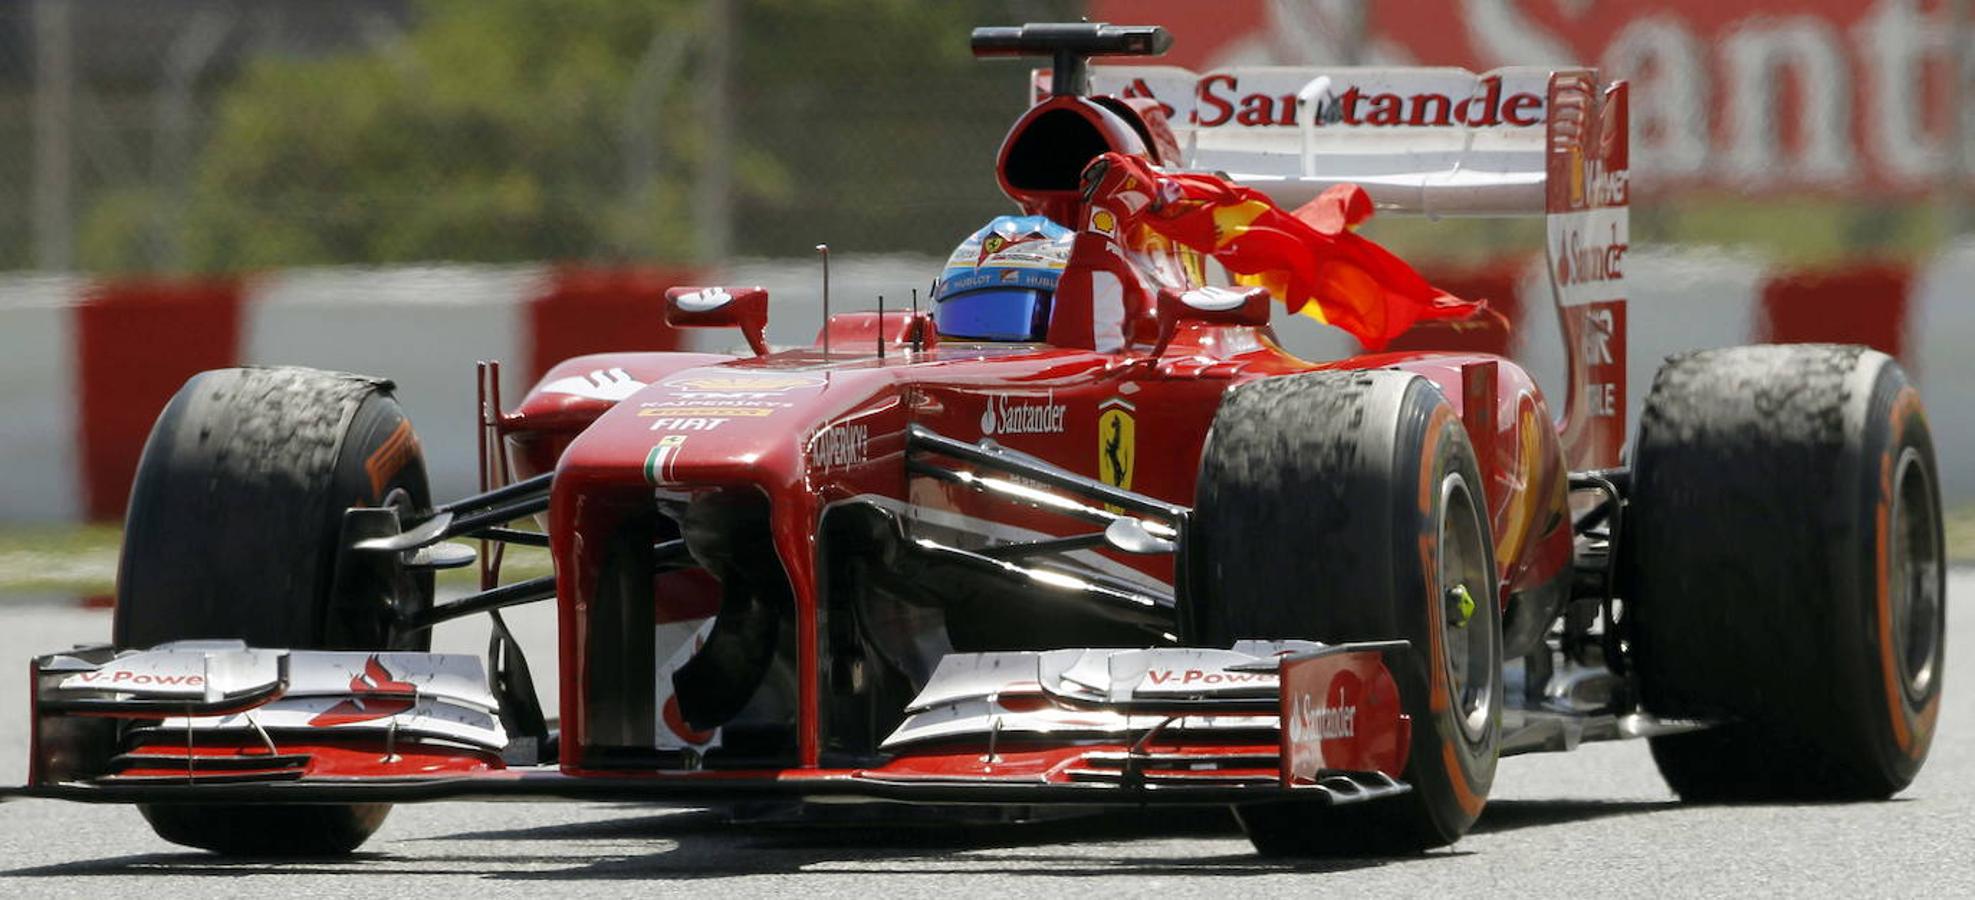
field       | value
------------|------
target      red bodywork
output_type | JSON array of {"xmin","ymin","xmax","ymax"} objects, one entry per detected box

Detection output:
[
  {"xmin": 479, "ymin": 82, "xmax": 1611, "ymax": 787},
  {"xmin": 522, "ymin": 323, "xmax": 1570, "ymax": 775}
]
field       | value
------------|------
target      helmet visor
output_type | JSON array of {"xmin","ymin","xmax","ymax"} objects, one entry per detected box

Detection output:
[{"xmin": 935, "ymin": 287, "xmax": 1050, "ymax": 342}]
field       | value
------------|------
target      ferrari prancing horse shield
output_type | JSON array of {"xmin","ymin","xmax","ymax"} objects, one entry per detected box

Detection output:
[{"xmin": 1098, "ymin": 400, "xmax": 1135, "ymax": 492}]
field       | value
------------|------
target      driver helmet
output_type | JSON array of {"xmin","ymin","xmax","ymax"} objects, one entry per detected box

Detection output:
[{"xmin": 933, "ymin": 215, "xmax": 1074, "ymax": 342}]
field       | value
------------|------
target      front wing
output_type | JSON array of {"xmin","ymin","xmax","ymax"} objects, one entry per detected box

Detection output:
[{"xmin": 13, "ymin": 640, "xmax": 1411, "ymax": 808}]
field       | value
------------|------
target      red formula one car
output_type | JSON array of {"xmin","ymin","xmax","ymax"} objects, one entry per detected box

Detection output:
[{"xmin": 14, "ymin": 24, "xmax": 1946, "ymax": 858}]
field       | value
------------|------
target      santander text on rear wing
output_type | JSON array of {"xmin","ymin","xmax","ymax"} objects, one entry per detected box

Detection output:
[{"xmin": 1061, "ymin": 65, "xmax": 1632, "ymax": 469}]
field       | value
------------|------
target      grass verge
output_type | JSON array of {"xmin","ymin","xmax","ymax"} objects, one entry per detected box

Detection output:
[
  {"xmin": 0, "ymin": 525, "xmax": 551, "ymax": 596},
  {"xmin": 5, "ymin": 510, "xmax": 1975, "ymax": 596}
]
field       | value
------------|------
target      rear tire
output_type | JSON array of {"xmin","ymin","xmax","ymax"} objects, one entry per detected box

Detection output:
[
  {"xmin": 116, "ymin": 366, "xmax": 433, "ymax": 856},
  {"xmin": 1626, "ymin": 344, "xmax": 1944, "ymax": 800},
  {"xmin": 1188, "ymin": 370, "xmax": 1502, "ymax": 856}
]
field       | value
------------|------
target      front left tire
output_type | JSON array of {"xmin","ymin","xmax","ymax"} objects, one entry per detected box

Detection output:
[{"xmin": 116, "ymin": 366, "xmax": 433, "ymax": 856}]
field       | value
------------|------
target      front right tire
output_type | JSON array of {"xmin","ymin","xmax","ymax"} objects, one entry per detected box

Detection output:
[{"xmin": 1187, "ymin": 369, "xmax": 1502, "ymax": 855}]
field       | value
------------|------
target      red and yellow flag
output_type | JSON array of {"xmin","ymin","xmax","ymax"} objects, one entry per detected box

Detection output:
[{"xmin": 1080, "ymin": 152, "xmax": 1490, "ymax": 350}]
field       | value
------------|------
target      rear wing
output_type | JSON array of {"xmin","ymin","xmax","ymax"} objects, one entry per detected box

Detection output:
[{"xmin": 1059, "ymin": 65, "xmax": 1631, "ymax": 469}]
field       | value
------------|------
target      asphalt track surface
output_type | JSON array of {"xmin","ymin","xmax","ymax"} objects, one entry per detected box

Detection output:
[{"xmin": 2, "ymin": 576, "xmax": 1973, "ymax": 897}]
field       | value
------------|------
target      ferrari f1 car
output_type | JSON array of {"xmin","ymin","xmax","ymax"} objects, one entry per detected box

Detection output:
[{"xmin": 14, "ymin": 24, "xmax": 1945, "ymax": 858}]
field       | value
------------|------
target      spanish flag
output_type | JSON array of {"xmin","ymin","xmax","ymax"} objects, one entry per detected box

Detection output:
[{"xmin": 1080, "ymin": 152, "xmax": 1489, "ymax": 350}]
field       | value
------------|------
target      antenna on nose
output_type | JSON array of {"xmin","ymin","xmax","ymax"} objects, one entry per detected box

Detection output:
[{"xmin": 815, "ymin": 243, "xmax": 831, "ymax": 357}]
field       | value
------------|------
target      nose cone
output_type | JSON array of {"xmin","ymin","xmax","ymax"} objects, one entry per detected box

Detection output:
[{"xmin": 555, "ymin": 364, "xmax": 894, "ymax": 495}]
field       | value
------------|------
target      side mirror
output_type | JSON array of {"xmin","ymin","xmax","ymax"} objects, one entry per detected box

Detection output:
[
  {"xmin": 1151, "ymin": 284, "xmax": 1272, "ymax": 356},
  {"xmin": 664, "ymin": 286, "xmax": 769, "ymax": 356}
]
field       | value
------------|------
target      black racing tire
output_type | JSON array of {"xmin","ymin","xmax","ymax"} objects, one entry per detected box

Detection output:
[
  {"xmin": 115, "ymin": 366, "xmax": 434, "ymax": 856},
  {"xmin": 1187, "ymin": 369, "xmax": 1503, "ymax": 856},
  {"xmin": 1625, "ymin": 344, "xmax": 1944, "ymax": 801}
]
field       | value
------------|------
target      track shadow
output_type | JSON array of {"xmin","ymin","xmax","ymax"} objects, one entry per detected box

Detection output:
[
  {"xmin": 1468, "ymin": 798, "xmax": 1678, "ymax": 834},
  {"xmin": 464, "ymin": 806, "xmax": 1423, "ymax": 880},
  {"xmin": 1, "ymin": 796, "xmax": 1678, "ymax": 880}
]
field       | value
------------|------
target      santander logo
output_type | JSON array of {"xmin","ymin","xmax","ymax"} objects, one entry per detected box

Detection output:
[
  {"xmin": 980, "ymin": 393, "xmax": 1066, "ymax": 437},
  {"xmin": 1196, "ymin": 73, "xmax": 1542, "ymax": 129},
  {"xmin": 308, "ymin": 655, "xmax": 417, "ymax": 727},
  {"xmin": 1555, "ymin": 219, "xmax": 1627, "ymax": 289}
]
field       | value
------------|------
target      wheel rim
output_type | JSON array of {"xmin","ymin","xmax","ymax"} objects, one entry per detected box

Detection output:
[
  {"xmin": 378, "ymin": 486, "xmax": 429, "ymax": 649},
  {"xmin": 1889, "ymin": 447, "xmax": 1943, "ymax": 703},
  {"xmin": 1438, "ymin": 472, "xmax": 1496, "ymax": 743}
]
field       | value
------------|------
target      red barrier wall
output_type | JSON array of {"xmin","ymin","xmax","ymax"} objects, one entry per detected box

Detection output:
[
  {"xmin": 1759, "ymin": 266, "xmax": 1912, "ymax": 362},
  {"xmin": 74, "ymin": 279, "xmax": 246, "ymax": 520},
  {"xmin": 525, "ymin": 267, "xmax": 697, "ymax": 383}
]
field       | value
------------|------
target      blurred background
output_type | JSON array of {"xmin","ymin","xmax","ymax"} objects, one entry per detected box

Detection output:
[
  {"xmin": 0, "ymin": 0, "xmax": 1080, "ymax": 273},
  {"xmin": 1, "ymin": 0, "xmax": 1972, "ymax": 559}
]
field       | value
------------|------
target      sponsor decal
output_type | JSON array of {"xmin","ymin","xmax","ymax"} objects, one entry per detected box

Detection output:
[
  {"xmin": 1144, "ymin": 668, "xmax": 1276, "ymax": 687},
  {"xmin": 74, "ymin": 669, "xmax": 206, "ymax": 688},
  {"xmin": 637, "ymin": 406, "xmax": 776, "ymax": 418},
  {"xmin": 651, "ymin": 392, "xmax": 792, "ymax": 403},
  {"xmin": 1119, "ymin": 76, "xmax": 1176, "ymax": 119},
  {"xmin": 973, "ymin": 231, "xmax": 1056, "ymax": 268},
  {"xmin": 363, "ymin": 419, "xmax": 420, "ymax": 499},
  {"xmin": 1190, "ymin": 73, "xmax": 1543, "ymax": 130},
  {"xmin": 812, "ymin": 422, "xmax": 869, "ymax": 471},
  {"xmin": 980, "ymin": 391, "xmax": 1067, "ymax": 436},
  {"xmin": 1097, "ymin": 398, "xmax": 1135, "ymax": 494},
  {"xmin": 1571, "ymin": 158, "xmax": 1629, "ymax": 210},
  {"xmin": 1289, "ymin": 689, "xmax": 1358, "ymax": 741},
  {"xmin": 1571, "ymin": 304, "xmax": 1624, "ymax": 419},
  {"xmin": 1279, "ymin": 655, "xmax": 1381, "ymax": 781},
  {"xmin": 1089, "ymin": 208, "xmax": 1118, "ymax": 237},
  {"xmin": 541, "ymin": 367, "xmax": 647, "ymax": 402},
  {"xmin": 1547, "ymin": 207, "xmax": 1628, "ymax": 307},
  {"xmin": 647, "ymin": 417, "xmax": 731, "ymax": 432},
  {"xmin": 644, "ymin": 435, "xmax": 688, "ymax": 484},
  {"xmin": 1094, "ymin": 1, "xmax": 1974, "ymax": 194},
  {"xmin": 308, "ymin": 655, "xmax": 417, "ymax": 727},
  {"xmin": 662, "ymin": 373, "xmax": 823, "ymax": 393}
]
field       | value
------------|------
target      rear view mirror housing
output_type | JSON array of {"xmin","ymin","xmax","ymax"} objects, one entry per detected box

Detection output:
[
  {"xmin": 1151, "ymin": 284, "xmax": 1272, "ymax": 356},
  {"xmin": 664, "ymin": 286, "xmax": 770, "ymax": 356}
]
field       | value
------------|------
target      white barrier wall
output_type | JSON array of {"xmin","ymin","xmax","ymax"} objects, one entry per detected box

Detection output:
[
  {"xmin": 0, "ymin": 277, "xmax": 83, "ymax": 521},
  {"xmin": 245, "ymin": 266, "xmax": 541, "ymax": 502},
  {"xmin": 1910, "ymin": 245, "xmax": 1975, "ymax": 499}
]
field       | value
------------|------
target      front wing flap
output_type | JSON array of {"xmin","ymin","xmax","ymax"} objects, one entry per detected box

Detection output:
[
  {"xmin": 28, "ymin": 642, "xmax": 507, "ymax": 787},
  {"xmin": 17, "ymin": 640, "xmax": 1410, "ymax": 808}
]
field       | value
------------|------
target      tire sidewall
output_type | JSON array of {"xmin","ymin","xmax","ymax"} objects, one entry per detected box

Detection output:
[
  {"xmin": 1847, "ymin": 361, "xmax": 1944, "ymax": 788},
  {"xmin": 1391, "ymin": 399, "xmax": 1503, "ymax": 842},
  {"xmin": 326, "ymin": 391, "xmax": 434, "ymax": 650},
  {"xmin": 1190, "ymin": 371, "xmax": 1504, "ymax": 851}
]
